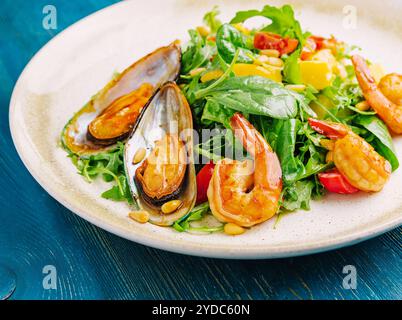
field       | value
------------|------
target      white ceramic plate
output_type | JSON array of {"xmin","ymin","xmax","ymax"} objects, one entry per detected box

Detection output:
[{"xmin": 10, "ymin": 0, "xmax": 402, "ymax": 259}]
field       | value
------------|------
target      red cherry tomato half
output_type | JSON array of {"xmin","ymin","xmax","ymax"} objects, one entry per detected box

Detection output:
[
  {"xmin": 253, "ymin": 32, "xmax": 298, "ymax": 56},
  {"xmin": 282, "ymin": 38, "xmax": 299, "ymax": 55},
  {"xmin": 318, "ymin": 169, "xmax": 359, "ymax": 194},
  {"xmin": 196, "ymin": 161, "xmax": 215, "ymax": 204}
]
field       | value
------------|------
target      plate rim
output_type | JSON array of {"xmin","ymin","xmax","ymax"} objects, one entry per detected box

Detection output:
[{"xmin": 8, "ymin": 0, "xmax": 402, "ymax": 259}]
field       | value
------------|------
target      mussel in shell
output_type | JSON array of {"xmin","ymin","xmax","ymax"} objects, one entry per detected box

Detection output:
[
  {"xmin": 134, "ymin": 134, "xmax": 188, "ymax": 207},
  {"xmin": 61, "ymin": 42, "xmax": 181, "ymax": 155},
  {"xmin": 124, "ymin": 82, "xmax": 196, "ymax": 226}
]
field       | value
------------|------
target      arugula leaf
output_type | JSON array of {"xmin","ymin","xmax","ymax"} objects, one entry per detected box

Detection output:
[
  {"xmin": 197, "ymin": 76, "xmax": 302, "ymax": 119},
  {"xmin": 282, "ymin": 180, "xmax": 314, "ymax": 211},
  {"xmin": 68, "ymin": 142, "xmax": 133, "ymax": 204},
  {"xmin": 173, "ymin": 202, "xmax": 223, "ymax": 233},
  {"xmin": 201, "ymin": 99, "xmax": 235, "ymax": 128},
  {"xmin": 354, "ymin": 115, "xmax": 399, "ymax": 171},
  {"xmin": 203, "ymin": 6, "xmax": 222, "ymax": 33},
  {"xmin": 230, "ymin": 4, "xmax": 305, "ymax": 44},
  {"xmin": 216, "ymin": 24, "xmax": 254, "ymax": 63},
  {"xmin": 182, "ymin": 29, "xmax": 215, "ymax": 74}
]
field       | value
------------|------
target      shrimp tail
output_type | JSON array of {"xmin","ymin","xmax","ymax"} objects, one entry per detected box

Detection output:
[
  {"xmin": 351, "ymin": 55, "xmax": 377, "ymax": 92},
  {"xmin": 230, "ymin": 113, "xmax": 271, "ymax": 156},
  {"xmin": 308, "ymin": 118, "xmax": 348, "ymax": 139},
  {"xmin": 352, "ymin": 55, "xmax": 402, "ymax": 134},
  {"xmin": 230, "ymin": 113, "xmax": 282, "ymax": 188}
]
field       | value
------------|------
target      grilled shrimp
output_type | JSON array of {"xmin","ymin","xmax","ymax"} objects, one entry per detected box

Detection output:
[
  {"xmin": 309, "ymin": 118, "xmax": 391, "ymax": 192},
  {"xmin": 207, "ymin": 113, "xmax": 282, "ymax": 227},
  {"xmin": 352, "ymin": 55, "xmax": 402, "ymax": 134}
]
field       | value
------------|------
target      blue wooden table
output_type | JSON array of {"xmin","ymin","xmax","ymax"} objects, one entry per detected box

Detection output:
[{"xmin": 0, "ymin": 0, "xmax": 401, "ymax": 300}]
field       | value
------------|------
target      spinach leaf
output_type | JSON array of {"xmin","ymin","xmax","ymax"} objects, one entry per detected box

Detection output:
[
  {"xmin": 270, "ymin": 119, "xmax": 305, "ymax": 184},
  {"xmin": 197, "ymin": 76, "xmax": 301, "ymax": 119},
  {"xmin": 230, "ymin": 4, "xmax": 305, "ymax": 44},
  {"xmin": 216, "ymin": 24, "xmax": 254, "ymax": 63},
  {"xmin": 354, "ymin": 115, "xmax": 399, "ymax": 171}
]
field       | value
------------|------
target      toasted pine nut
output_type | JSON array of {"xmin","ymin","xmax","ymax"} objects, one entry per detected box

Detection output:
[
  {"xmin": 320, "ymin": 139, "xmax": 335, "ymax": 151},
  {"xmin": 196, "ymin": 26, "xmax": 211, "ymax": 37},
  {"xmin": 326, "ymin": 151, "xmax": 334, "ymax": 163},
  {"xmin": 129, "ymin": 211, "xmax": 150, "ymax": 224},
  {"xmin": 260, "ymin": 49, "xmax": 280, "ymax": 58},
  {"xmin": 224, "ymin": 223, "xmax": 245, "ymax": 236},
  {"xmin": 285, "ymin": 84, "xmax": 306, "ymax": 93},
  {"xmin": 133, "ymin": 148, "xmax": 146, "ymax": 164},
  {"xmin": 355, "ymin": 101, "xmax": 371, "ymax": 111},
  {"xmin": 265, "ymin": 57, "xmax": 284, "ymax": 68},
  {"xmin": 161, "ymin": 200, "xmax": 183, "ymax": 214},
  {"xmin": 253, "ymin": 55, "xmax": 270, "ymax": 66},
  {"xmin": 189, "ymin": 67, "xmax": 206, "ymax": 77}
]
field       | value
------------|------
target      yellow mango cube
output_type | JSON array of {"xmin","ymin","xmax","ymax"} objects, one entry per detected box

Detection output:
[
  {"xmin": 299, "ymin": 60, "xmax": 333, "ymax": 90},
  {"xmin": 232, "ymin": 63, "xmax": 282, "ymax": 82}
]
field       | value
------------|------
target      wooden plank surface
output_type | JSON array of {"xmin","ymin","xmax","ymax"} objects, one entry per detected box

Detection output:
[{"xmin": 0, "ymin": 0, "xmax": 400, "ymax": 300}]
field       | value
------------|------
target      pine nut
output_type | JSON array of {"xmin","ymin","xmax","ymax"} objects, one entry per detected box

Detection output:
[
  {"xmin": 189, "ymin": 67, "xmax": 206, "ymax": 77},
  {"xmin": 260, "ymin": 49, "xmax": 280, "ymax": 58},
  {"xmin": 129, "ymin": 210, "xmax": 150, "ymax": 223},
  {"xmin": 356, "ymin": 101, "xmax": 370, "ymax": 111},
  {"xmin": 133, "ymin": 148, "xmax": 146, "ymax": 164},
  {"xmin": 161, "ymin": 200, "xmax": 183, "ymax": 214},
  {"xmin": 265, "ymin": 57, "xmax": 284, "ymax": 68},
  {"xmin": 224, "ymin": 223, "xmax": 245, "ymax": 236},
  {"xmin": 253, "ymin": 55, "xmax": 270, "ymax": 66},
  {"xmin": 285, "ymin": 84, "xmax": 306, "ymax": 93}
]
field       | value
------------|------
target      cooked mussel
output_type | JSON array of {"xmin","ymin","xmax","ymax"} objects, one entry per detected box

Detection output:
[
  {"xmin": 124, "ymin": 82, "xmax": 196, "ymax": 226},
  {"xmin": 61, "ymin": 42, "xmax": 181, "ymax": 155},
  {"xmin": 134, "ymin": 134, "xmax": 188, "ymax": 207}
]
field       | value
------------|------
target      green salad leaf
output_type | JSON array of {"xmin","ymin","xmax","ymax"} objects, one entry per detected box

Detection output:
[
  {"xmin": 173, "ymin": 202, "xmax": 223, "ymax": 233},
  {"xmin": 230, "ymin": 4, "xmax": 305, "ymax": 44},
  {"xmin": 201, "ymin": 99, "xmax": 235, "ymax": 128},
  {"xmin": 69, "ymin": 142, "xmax": 133, "ymax": 204},
  {"xmin": 197, "ymin": 76, "xmax": 305, "ymax": 119},
  {"xmin": 283, "ymin": 49, "xmax": 302, "ymax": 84},
  {"xmin": 203, "ymin": 6, "xmax": 222, "ymax": 33},
  {"xmin": 216, "ymin": 24, "xmax": 254, "ymax": 63},
  {"xmin": 182, "ymin": 29, "xmax": 215, "ymax": 74},
  {"xmin": 282, "ymin": 180, "xmax": 315, "ymax": 211}
]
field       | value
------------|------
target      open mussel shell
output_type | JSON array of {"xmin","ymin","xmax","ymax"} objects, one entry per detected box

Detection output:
[
  {"xmin": 61, "ymin": 42, "xmax": 181, "ymax": 155},
  {"xmin": 124, "ymin": 82, "xmax": 196, "ymax": 226}
]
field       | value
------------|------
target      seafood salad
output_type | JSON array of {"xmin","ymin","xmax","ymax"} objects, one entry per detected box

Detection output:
[{"xmin": 61, "ymin": 5, "xmax": 401, "ymax": 236}]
